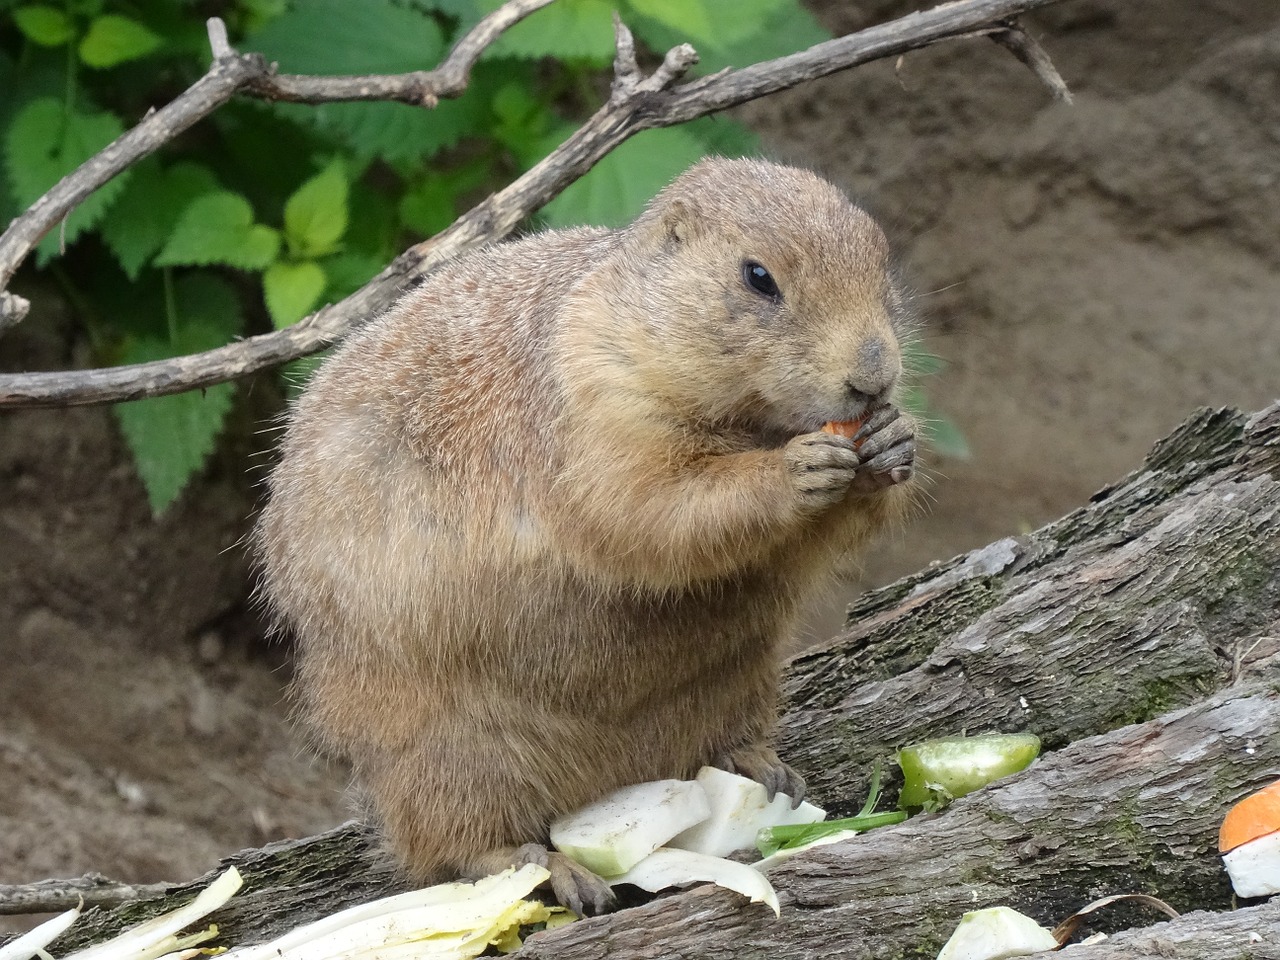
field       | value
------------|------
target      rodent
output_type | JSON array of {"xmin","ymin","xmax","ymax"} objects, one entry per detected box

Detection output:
[{"xmin": 254, "ymin": 157, "xmax": 917, "ymax": 914}]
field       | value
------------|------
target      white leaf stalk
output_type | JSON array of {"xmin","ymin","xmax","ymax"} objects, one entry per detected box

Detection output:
[
  {"xmin": 0, "ymin": 906, "xmax": 81, "ymax": 960},
  {"xmin": 612, "ymin": 849, "xmax": 780, "ymax": 918},
  {"xmin": 64, "ymin": 868, "xmax": 242, "ymax": 960},
  {"xmin": 220, "ymin": 864, "xmax": 553, "ymax": 960}
]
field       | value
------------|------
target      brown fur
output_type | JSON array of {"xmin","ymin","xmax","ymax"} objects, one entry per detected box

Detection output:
[{"xmin": 254, "ymin": 158, "xmax": 916, "ymax": 909}]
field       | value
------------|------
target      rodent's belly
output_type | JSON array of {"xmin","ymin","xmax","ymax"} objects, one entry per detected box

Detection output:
[{"xmin": 440, "ymin": 576, "xmax": 785, "ymax": 780}]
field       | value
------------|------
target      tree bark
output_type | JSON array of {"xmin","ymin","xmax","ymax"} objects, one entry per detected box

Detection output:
[{"xmin": 15, "ymin": 400, "xmax": 1280, "ymax": 957}]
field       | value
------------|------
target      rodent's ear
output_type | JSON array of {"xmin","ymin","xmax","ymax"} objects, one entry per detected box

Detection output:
[
  {"xmin": 649, "ymin": 199, "xmax": 701, "ymax": 248},
  {"xmin": 664, "ymin": 200, "xmax": 694, "ymax": 244}
]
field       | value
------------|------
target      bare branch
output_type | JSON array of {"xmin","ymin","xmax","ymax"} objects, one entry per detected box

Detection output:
[
  {"xmin": 989, "ymin": 19, "xmax": 1074, "ymax": 103},
  {"xmin": 240, "ymin": 0, "xmax": 559, "ymax": 106},
  {"xmin": 0, "ymin": 875, "xmax": 170, "ymax": 916},
  {"xmin": 206, "ymin": 16, "xmax": 233, "ymax": 60},
  {"xmin": 0, "ymin": 0, "xmax": 1078, "ymax": 408},
  {"xmin": 609, "ymin": 12, "xmax": 644, "ymax": 94}
]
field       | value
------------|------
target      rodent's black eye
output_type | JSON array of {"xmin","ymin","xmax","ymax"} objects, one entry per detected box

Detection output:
[{"xmin": 742, "ymin": 261, "xmax": 780, "ymax": 300}]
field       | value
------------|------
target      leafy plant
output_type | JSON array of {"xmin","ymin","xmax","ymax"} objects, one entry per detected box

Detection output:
[{"xmin": 3, "ymin": 0, "xmax": 957, "ymax": 516}]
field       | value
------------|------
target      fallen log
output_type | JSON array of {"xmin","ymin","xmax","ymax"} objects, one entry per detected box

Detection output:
[{"xmin": 10, "ymin": 400, "xmax": 1279, "ymax": 958}]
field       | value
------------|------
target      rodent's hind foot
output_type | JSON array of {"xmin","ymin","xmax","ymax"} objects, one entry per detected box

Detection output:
[
  {"xmin": 511, "ymin": 843, "xmax": 618, "ymax": 917},
  {"xmin": 714, "ymin": 743, "xmax": 806, "ymax": 807}
]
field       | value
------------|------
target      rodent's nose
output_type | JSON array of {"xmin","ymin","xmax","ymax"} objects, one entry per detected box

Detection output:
[
  {"xmin": 843, "ymin": 336, "xmax": 899, "ymax": 405},
  {"xmin": 844, "ymin": 381, "xmax": 891, "ymax": 408}
]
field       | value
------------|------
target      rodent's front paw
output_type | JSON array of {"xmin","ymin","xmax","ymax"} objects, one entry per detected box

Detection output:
[
  {"xmin": 849, "ymin": 406, "xmax": 916, "ymax": 495},
  {"xmin": 784, "ymin": 432, "xmax": 861, "ymax": 512}
]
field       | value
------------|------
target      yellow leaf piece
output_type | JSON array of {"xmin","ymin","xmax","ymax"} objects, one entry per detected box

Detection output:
[{"xmin": 220, "ymin": 864, "xmax": 555, "ymax": 960}]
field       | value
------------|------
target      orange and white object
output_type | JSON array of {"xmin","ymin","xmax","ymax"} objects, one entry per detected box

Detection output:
[{"xmin": 1220, "ymin": 779, "xmax": 1280, "ymax": 898}]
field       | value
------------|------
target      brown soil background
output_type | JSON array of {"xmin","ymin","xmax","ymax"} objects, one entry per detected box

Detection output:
[{"xmin": 3, "ymin": 0, "xmax": 1278, "ymax": 926}]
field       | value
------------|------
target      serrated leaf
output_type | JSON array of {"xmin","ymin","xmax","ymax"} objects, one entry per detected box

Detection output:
[
  {"xmin": 264, "ymin": 56, "xmax": 498, "ymax": 165},
  {"xmin": 480, "ymin": 0, "xmax": 615, "ymax": 63},
  {"xmin": 399, "ymin": 175, "xmax": 456, "ymax": 237},
  {"xmin": 264, "ymin": 259, "xmax": 326, "ymax": 328},
  {"xmin": 113, "ymin": 275, "xmax": 242, "ymax": 515},
  {"xmin": 154, "ymin": 191, "xmax": 280, "ymax": 269},
  {"xmin": 624, "ymin": 0, "xmax": 829, "ymax": 73},
  {"xmin": 78, "ymin": 14, "xmax": 163, "ymax": 68},
  {"xmin": 13, "ymin": 5, "xmax": 75, "ymax": 46},
  {"xmin": 284, "ymin": 160, "xmax": 348, "ymax": 258},
  {"xmin": 238, "ymin": 0, "xmax": 287, "ymax": 33},
  {"xmin": 625, "ymin": 0, "xmax": 714, "ymax": 43},
  {"xmin": 247, "ymin": 0, "xmax": 444, "ymax": 74},
  {"xmin": 5, "ymin": 97, "xmax": 130, "ymax": 265},
  {"xmin": 99, "ymin": 160, "xmax": 220, "ymax": 278},
  {"xmin": 489, "ymin": 83, "xmax": 565, "ymax": 165},
  {"xmin": 322, "ymin": 251, "xmax": 385, "ymax": 300}
]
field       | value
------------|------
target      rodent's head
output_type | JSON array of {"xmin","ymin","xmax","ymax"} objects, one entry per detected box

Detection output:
[{"xmin": 598, "ymin": 158, "xmax": 912, "ymax": 440}]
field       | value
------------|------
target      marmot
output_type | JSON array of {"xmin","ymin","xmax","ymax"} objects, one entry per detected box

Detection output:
[{"xmin": 255, "ymin": 158, "xmax": 917, "ymax": 914}]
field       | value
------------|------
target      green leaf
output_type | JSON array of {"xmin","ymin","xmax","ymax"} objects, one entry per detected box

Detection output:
[
  {"xmin": 542, "ymin": 120, "xmax": 752, "ymax": 227},
  {"xmin": 154, "ymin": 191, "xmax": 280, "ymax": 269},
  {"xmin": 263, "ymin": 259, "xmax": 326, "ymax": 328},
  {"xmin": 281, "ymin": 350, "xmax": 330, "ymax": 400},
  {"xmin": 322, "ymin": 251, "xmax": 385, "ymax": 301},
  {"xmin": 78, "ymin": 14, "xmax": 164, "ymax": 68},
  {"xmin": 480, "ymin": 0, "xmax": 615, "ymax": 63},
  {"xmin": 284, "ymin": 160, "xmax": 348, "ymax": 258},
  {"xmin": 905, "ymin": 343, "xmax": 946, "ymax": 377},
  {"xmin": 237, "ymin": 0, "xmax": 287, "ymax": 33},
  {"xmin": 13, "ymin": 5, "xmax": 75, "ymax": 46},
  {"xmin": 246, "ymin": 0, "xmax": 444, "ymax": 74},
  {"xmin": 262, "ymin": 57, "xmax": 500, "ymax": 165},
  {"xmin": 623, "ymin": 0, "xmax": 829, "ymax": 73},
  {"xmin": 99, "ymin": 160, "xmax": 220, "ymax": 278},
  {"xmin": 399, "ymin": 175, "xmax": 456, "ymax": 237},
  {"xmin": 5, "ymin": 97, "xmax": 130, "ymax": 264},
  {"xmin": 926, "ymin": 416, "xmax": 971, "ymax": 460},
  {"xmin": 489, "ymin": 83, "xmax": 574, "ymax": 167},
  {"xmin": 112, "ymin": 275, "xmax": 242, "ymax": 516},
  {"xmin": 624, "ymin": 0, "xmax": 714, "ymax": 43},
  {"xmin": 900, "ymin": 384, "xmax": 970, "ymax": 460}
]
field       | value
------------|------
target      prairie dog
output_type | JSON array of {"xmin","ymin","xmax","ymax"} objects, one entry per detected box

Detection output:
[{"xmin": 255, "ymin": 158, "xmax": 917, "ymax": 913}]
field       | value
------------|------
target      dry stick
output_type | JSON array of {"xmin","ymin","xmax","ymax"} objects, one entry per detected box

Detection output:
[
  {"xmin": 989, "ymin": 19, "xmax": 1074, "ymax": 103},
  {"xmin": 0, "ymin": 0, "xmax": 1079, "ymax": 408},
  {"xmin": 0, "ymin": 875, "xmax": 171, "ymax": 915}
]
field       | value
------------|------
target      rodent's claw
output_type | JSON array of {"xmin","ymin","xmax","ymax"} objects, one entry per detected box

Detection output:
[
  {"xmin": 716, "ymin": 743, "xmax": 806, "ymax": 807},
  {"xmin": 515, "ymin": 843, "xmax": 618, "ymax": 916},
  {"xmin": 848, "ymin": 404, "xmax": 899, "ymax": 447},
  {"xmin": 850, "ymin": 410, "xmax": 916, "ymax": 495},
  {"xmin": 549, "ymin": 852, "xmax": 618, "ymax": 916}
]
